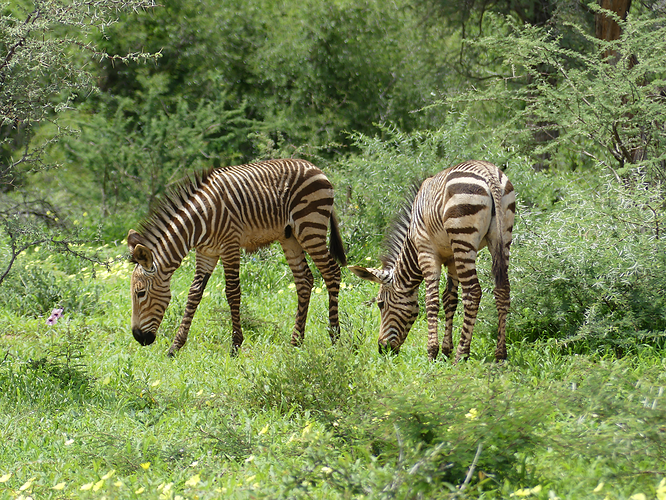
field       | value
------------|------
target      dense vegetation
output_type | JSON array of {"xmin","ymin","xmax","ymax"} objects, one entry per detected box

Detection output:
[{"xmin": 2, "ymin": 0, "xmax": 666, "ymax": 498}]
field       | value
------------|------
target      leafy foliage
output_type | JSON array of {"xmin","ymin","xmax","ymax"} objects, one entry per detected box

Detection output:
[
  {"xmin": 509, "ymin": 170, "xmax": 666, "ymax": 354},
  {"xmin": 450, "ymin": 8, "xmax": 666, "ymax": 179},
  {"xmin": 0, "ymin": 0, "xmax": 159, "ymax": 283}
]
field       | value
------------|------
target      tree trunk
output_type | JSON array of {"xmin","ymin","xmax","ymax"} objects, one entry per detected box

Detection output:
[{"xmin": 595, "ymin": 0, "xmax": 632, "ymax": 61}]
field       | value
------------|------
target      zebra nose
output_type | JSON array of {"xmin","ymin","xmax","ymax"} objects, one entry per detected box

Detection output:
[
  {"xmin": 378, "ymin": 340, "xmax": 400, "ymax": 355},
  {"xmin": 133, "ymin": 328, "xmax": 156, "ymax": 346}
]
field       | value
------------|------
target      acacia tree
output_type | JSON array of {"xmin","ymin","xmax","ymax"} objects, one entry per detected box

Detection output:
[
  {"xmin": 449, "ymin": 5, "xmax": 666, "ymax": 180},
  {"xmin": 0, "ymin": 0, "xmax": 158, "ymax": 285}
]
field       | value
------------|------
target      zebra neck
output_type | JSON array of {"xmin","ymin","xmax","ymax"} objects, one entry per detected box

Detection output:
[
  {"xmin": 144, "ymin": 231, "xmax": 190, "ymax": 277},
  {"xmin": 391, "ymin": 234, "xmax": 423, "ymax": 291}
]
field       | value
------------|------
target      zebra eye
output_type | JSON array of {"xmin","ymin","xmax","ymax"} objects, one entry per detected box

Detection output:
[
  {"xmin": 377, "ymin": 300, "xmax": 385, "ymax": 310},
  {"xmin": 136, "ymin": 290, "xmax": 147, "ymax": 299}
]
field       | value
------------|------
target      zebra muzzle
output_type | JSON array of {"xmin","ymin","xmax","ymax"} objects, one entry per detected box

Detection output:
[
  {"xmin": 132, "ymin": 328, "xmax": 156, "ymax": 346},
  {"xmin": 378, "ymin": 340, "xmax": 400, "ymax": 356}
]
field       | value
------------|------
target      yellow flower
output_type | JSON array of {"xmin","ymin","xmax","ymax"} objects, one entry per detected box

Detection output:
[
  {"xmin": 80, "ymin": 482, "xmax": 94, "ymax": 491},
  {"xmin": 101, "ymin": 470, "xmax": 115, "ymax": 480},
  {"xmin": 0, "ymin": 473, "xmax": 11, "ymax": 483},
  {"xmin": 302, "ymin": 422, "xmax": 313, "ymax": 436},
  {"xmin": 258, "ymin": 425, "xmax": 269, "ymax": 436},
  {"xmin": 185, "ymin": 474, "xmax": 201, "ymax": 487},
  {"xmin": 657, "ymin": 478, "xmax": 666, "ymax": 500},
  {"xmin": 150, "ymin": 379, "xmax": 161, "ymax": 387},
  {"xmin": 593, "ymin": 482, "xmax": 604, "ymax": 493},
  {"xmin": 135, "ymin": 486, "xmax": 145, "ymax": 494},
  {"xmin": 630, "ymin": 494, "xmax": 647, "ymax": 500},
  {"xmin": 140, "ymin": 462, "xmax": 151, "ymax": 470},
  {"xmin": 510, "ymin": 485, "xmax": 542, "ymax": 497},
  {"xmin": 465, "ymin": 408, "xmax": 479, "ymax": 420},
  {"xmin": 52, "ymin": 482, "xmax": 66, "ymax": 490},
  {"xmin": 93, "ymin": 479, "xmax": 105, "ymax": 491},
  {"xmin": 19, "ymin": 478, "xmax": 35, "ymax": 491}
]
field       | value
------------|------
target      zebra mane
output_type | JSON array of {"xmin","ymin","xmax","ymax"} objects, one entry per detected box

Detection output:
[
  {"xmin": 138, "ymin": 167, "xmax": 215, "ymax": 241},
  {"xmin": 381, "ymin": 182, "xmax": 421, "ymax": 269}
]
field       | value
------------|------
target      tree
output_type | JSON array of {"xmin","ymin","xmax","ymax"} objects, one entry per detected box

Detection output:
[
  {"xmin": 448, "ymin": 6, "xmax": 666, "ymax": 180},
  {"xmin": 0, "ymin": 0, "xmax": 159, "ymax": 285}
]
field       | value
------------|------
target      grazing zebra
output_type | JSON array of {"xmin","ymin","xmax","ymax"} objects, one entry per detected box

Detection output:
[
  {"xmin": 350, "ymin": 160, "xmax": 515, "ymax": 362},
  {"xmin": 127, "ymin": 159, "xmax": 347, "ymax": 356}
]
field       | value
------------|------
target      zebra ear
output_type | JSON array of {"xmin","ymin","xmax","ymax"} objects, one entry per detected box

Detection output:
[
  {"xmin": 127, "ymin": 229, "xmax": 145, "ymax": 253},
  {"xmin": 131, "ymin": 244, "xmax": 154, "ymax": 270},
  {"xmin": 127, "ymin": 230, "xmax": 153, "ymax": 270},
  {"xmin": 349, "ymin": 265, "xmax": 389, "ymax": 285}
]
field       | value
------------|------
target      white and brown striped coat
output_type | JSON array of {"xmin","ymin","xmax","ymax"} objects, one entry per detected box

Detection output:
[
  {"xmin": 128, "ymin": 159, "xmax": 346, "ymax": 356},
  {"xmin": 350, "ymin": 160, "xmax": 515, "ymax": 362}
]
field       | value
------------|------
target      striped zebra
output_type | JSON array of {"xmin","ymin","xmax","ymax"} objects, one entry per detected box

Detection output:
[
  {"xmin": 127, "ymin": 159, "xmax": 347, "ymax": 357},
  {"xmin": 350, "ymin": 160, "xmax": 515, "ymax": 362}
]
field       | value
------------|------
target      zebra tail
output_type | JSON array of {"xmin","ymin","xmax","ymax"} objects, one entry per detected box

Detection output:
[
  {"xmin": 329, "ymin": 210, "xmax": 347, "ymax": 267},
  {"xmin": 489, "ymin": 175, "xmax": 508, "ymax": 289}
]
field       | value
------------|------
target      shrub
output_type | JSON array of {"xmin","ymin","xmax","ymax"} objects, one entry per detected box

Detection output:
[{"xmin": 509, "ymin": 174, "xmax": 666, "ymax": 354}]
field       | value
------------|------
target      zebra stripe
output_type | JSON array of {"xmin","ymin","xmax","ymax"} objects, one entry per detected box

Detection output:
[
  {"xmin": 128, "ymin": 159, "xmax": 347, "ymax": 356},
  {"xmin": 350, "ymin": 160, "xmax": 515, "ymax": 362}
]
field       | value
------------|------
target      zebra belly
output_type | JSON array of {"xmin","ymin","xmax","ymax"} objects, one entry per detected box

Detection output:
[{"xmin": 239, "ymin": 227, "xmax": 285, "ymax": 253}]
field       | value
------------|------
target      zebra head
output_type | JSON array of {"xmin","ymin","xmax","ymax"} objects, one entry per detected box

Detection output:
[
  {"xmin": 349, "ymin": 265, "xmax": 419, "ymax": 354},
  {"xmin": 128, "ymin": 230, "xmax": 172, "ymax": 346}
]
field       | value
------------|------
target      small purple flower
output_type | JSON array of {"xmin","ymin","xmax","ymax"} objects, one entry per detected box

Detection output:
[{"xmin": 46, "ymin": 307, "xmax": 64, "ymax": 325}]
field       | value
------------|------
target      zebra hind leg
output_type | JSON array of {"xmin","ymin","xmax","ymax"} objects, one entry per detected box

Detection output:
[
  {"xmin": 453, "ymin": 255, "xmax": 482, "ymax": 363},
  {"xmin": 281, "ymin": 238, "xmax": 314, "ymax": 346},
  {"xmin": 493, "ymin": 282, "xmax": 510, "ymax": 362},
  {"xmin": 441, "ymin": 274, "xmax": 459, "ymax": 359},
  {"xmin": 307, "ymin": 249, "xmax": 341, "ymax": 345}
]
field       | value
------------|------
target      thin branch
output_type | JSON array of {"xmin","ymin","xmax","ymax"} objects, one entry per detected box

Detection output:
[
  {"xmin": 459, "ymin": 442, "xmax": 483, "ymax": 493},
  {"xmin": 0, "ymin": 10, "xmax": 41, "ymax": 81}
]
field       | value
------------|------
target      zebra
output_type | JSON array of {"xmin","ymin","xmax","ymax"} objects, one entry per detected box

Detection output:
[
  {"xmin": 349, "ymin": 160, "xmax": 515, "ymax": 362},
  {"xmin": 127, "ymin": 159, "xmax": 347, "ymax": 357}
]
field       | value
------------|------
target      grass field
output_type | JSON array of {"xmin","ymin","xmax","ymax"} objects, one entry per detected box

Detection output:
[{"xmin": 1, "ymin": 243, "xmax": 666, "ymax": 500}]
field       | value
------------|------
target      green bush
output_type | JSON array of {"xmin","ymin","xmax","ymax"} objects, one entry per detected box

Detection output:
[
  {"xmin": 509, "ymin": 175, "xmax": 666, "ymax": 354},
  {"xmin": 0, "ymin": 252, "xmax": 103, "ymax": 317}
]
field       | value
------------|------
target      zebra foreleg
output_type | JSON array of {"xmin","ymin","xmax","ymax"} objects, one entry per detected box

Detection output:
[
  {"xmin": 441, "ymin": 274, "xmax": 459, "ymax": 359},
  {"xmin": 217, "ymin": 251, "xmax": 243, "ymax": 357},
  {"xmin": 168, "ymin": 272, "xmax": 212, "ymax": 357}
]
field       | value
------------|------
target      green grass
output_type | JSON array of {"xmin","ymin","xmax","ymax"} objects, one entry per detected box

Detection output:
[{"xmin": 1, "ymin": 244, "xmax": 666, "ymax": 500}]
